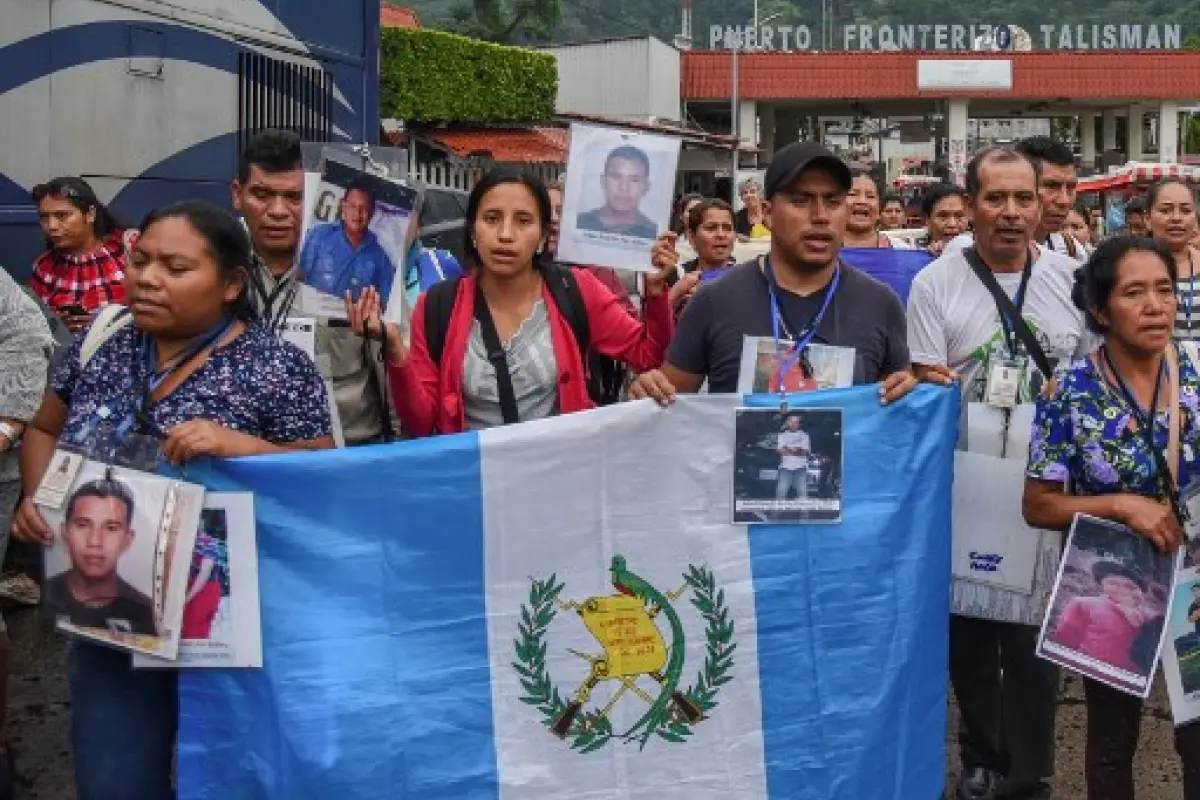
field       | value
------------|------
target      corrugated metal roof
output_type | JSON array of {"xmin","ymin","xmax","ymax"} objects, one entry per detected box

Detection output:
[{"xmin": 681, "ymin": 51, "xmax": 1200, "ymax": 101}]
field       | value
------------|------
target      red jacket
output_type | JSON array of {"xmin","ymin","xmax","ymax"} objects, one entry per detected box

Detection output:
[{"xmin": 389, "ymin": 269, "xmax": 673, "ymax": 437}]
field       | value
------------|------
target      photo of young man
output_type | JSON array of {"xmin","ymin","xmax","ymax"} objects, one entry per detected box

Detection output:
[
  {"xmin": 575, "ymin": 145, "xmax": 658, "ymax": 239},
  {"xmin": 776, "ymin": 414, "xmax": 810, "ymax": 501},
  {"xmin": 44, "ymin": 478, "xmax": 156, "ymax": 636}
]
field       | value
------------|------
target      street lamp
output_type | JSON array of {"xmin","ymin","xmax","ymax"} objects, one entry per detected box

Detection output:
[{"xmin": 730, "ymin": 11, "xmax": 782, "ymax": 203}]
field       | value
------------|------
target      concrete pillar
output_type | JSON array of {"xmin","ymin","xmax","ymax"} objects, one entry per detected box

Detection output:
[
  {"xmin": 1127, "ymin": 104, "xmax": 1144, "ymax": 161},
  {"xmin": 738, "ymin": 100, "xmax": 757, "ymax": 149},
  {"xmin": 947, "ymin": 98, "xmax": 969, "ymax": 186},
  {"xmin": 1159, "ymin": 99, "xmax": 1180, "ymax": 163},
  {"xmin": 758, "ymin": 104, "xmax": 776, "ymax": 162},
  {"xmin": 1080, "ymin": 112, "xmax": 1098, "ymax": 170},
  {"xmin": 1102, "ymin": 108, "xmax": 1120, "ymax": 153}
]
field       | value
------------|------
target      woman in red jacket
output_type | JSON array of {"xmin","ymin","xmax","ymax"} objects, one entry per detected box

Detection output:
[{"xmin": 347, "ymin": 166, "xmax": 674, "ymax": 436}]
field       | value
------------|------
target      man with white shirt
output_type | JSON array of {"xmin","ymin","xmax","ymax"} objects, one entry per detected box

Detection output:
[
  {"xmin": 907, "ymin": 147, "xmax": 1089, "ymax": 800},
  {"xmin": 944, "ymin": 136, "xmax": 1086, "ymax": 266},
  {"xmin": 775, "ymin": 414, "xmax": 810, "ymax": 500}
]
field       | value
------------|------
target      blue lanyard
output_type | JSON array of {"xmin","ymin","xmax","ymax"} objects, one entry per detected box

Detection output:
[
  {"xmin": 1186, "ymin": 253, "xmax": 1196, "ymax": 334},
  {"xmin": 767, "ymin": 257, "xmax": 841, "ymax": 395},
  {"xmin": 998, "ymin": 254, "xmax": 1033, "ymax": 359},
  {"xmin": 128, "ymin": 315, "xmax": 235, "ymax": 437}
]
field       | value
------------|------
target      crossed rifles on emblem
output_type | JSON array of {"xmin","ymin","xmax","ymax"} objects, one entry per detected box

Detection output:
[{"xmin": 549, "ymin": 556, "xmax": 704, "ymax": 740}]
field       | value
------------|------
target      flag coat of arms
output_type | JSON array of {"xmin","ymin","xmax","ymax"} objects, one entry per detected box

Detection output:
[{"xmin": 177, "ymin": 386, "xmax": 958, "ymax": 799}]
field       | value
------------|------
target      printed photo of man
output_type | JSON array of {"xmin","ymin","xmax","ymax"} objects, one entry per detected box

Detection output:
[
  {"xmin": 298, "ymin": 177, "xmax": 396, "ymax": 303},
  {"xmin": 575, "ymin": 145, "xmax": 658, "ymax": 239},
  {"xmin": 776, "ymin": 414, "xmax": 810, "ymax": 501},
  {"xmin": 44, "ymin": 478, "xmax": 156, "ymax": 636}
]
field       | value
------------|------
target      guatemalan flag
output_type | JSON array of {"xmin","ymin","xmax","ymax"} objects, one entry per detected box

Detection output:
[{"xmin": 177, "ymin": 385, "xmax": 958, "ymax": 800}]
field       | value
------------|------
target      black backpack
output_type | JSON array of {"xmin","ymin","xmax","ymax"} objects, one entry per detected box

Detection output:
[{"xmin": 423, "ymin": 265, "xmax": 624, "ymax": 407}]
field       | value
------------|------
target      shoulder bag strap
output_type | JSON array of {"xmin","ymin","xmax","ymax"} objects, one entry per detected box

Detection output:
[
  {"xmin": 81, "ymin": 305, "xmax": 132, "ymax": 368},
  {"xmin": 962, "ymin": 247, "xmax": 1054, "ymax": 380},
  {"xmin": 473, "ymin": 282, "xmax": 520, "ymax": 425},
  {"xmin": 423, "ymin": 277, "xmax": 461, "ymax": 366}
]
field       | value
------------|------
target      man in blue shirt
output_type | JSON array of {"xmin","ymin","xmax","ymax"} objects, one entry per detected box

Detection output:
[{"xmin": 299, "ymin": 180, "xmax": 395, "ymax": 303}]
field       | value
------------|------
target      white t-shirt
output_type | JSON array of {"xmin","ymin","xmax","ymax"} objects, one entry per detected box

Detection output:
[
  {"xmin": 777, "ymin": 429, "xmax": 811, "ymax": 471},
  {"xmin": 945, "ymin": 231, "xmax": 1088, "ymax": 265},
  {"xmin": 906, "ymin": 246, "xmax": 1089, "ymax": 404}
]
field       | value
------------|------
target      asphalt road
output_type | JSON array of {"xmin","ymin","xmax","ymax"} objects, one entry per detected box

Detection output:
[{"xmin": 3, "ymin": 605, "xmax": 1187, "ymax": 798}]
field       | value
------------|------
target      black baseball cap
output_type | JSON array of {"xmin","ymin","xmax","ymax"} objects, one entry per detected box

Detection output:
[{"xmin": 763, "ymin": 142, "xmax": 853, "ymax": 198}]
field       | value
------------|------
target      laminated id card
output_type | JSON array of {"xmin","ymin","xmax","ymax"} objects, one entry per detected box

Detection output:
[
  {"xmin": 1184, "ymin": 480, "xmax": 1200, "ymax": 541},
  {"xmin": 985, "ymin": 359, "xmax": 1023, "ymax": 410},
  {"xmin": 33, "ymin": 450, "xmax": 86, "ymax": 510}
]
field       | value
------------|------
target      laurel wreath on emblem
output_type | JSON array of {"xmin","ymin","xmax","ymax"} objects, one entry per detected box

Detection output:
[{"xmin": 512, "ymin": 565, "xmax": 735, "ymax": 753}]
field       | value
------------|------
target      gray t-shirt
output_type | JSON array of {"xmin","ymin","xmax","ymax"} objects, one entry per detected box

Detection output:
[
  {"xmin": 665, "ymin": 260, "xmax": 910, "ymax": 394},
  {"xmin": 462, "ymin": 299, "xmax": 559, "ymax": 429}
]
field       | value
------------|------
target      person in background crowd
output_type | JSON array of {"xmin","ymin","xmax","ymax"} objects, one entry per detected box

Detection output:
[
  {"xmin": 1125, "ymin": 198, "xmax": 1150, "ymax": 238},
  {"xmin": 1064, "ymin": 207, "xmax": 1094, "ymax": 252},
  {"xmin": 880, "ymin": 192, "xmax": 907, "ymax": 230},
  {"xmin": 12, "ymin": 201, "xmax": 333, "ymax": 799},
  {"xmin": 908, "ymin": 147, "xmax": 1087, "ymax": 800},
  {"xmin": 843, "ymin": 173, "xmax": 896, "ymax": 248},
  {"xmin": 296, "ymin": 178, "xmax": 395, "ymax": 304},
  {"xmin": 669, "ymin": 199, "xmax": 736, "ymax": 314},
  {"xmin": 1089, "ymin": 206, "xmax": 1106, "ymax": 238},
  {"xmin": 1024, "ymin": 236, "xmax": 1200, "ymax": 800},
  {"xmin": 920, "ymin": 183, "xmax": 969, "ymax": 256},
  {"xmin": 1145, "ymin": 179, "xmax": 1200, "ymax": 341},
  {"xmin": 402, "ymin": 209, "xmax": 463, "ymax": 313},
  {"xmin": 0, "ymin": 267, "xmax": 53, "ymax": 799},
  {"xmin": 673, "ymin": 192, "xmax": 704, "ymax": 236},
  {"xmin": 628, "ymin": 141, "xmax": 926, "ymax": 403},
  {"xmin": 1015, "ymin": 136, "xmax": 1087, "ymax": 264},
  {"xmin": 31, "ymin": 177, "xmax": 135, "ymax": 333},
  {"xmin": 348, "ymin": 167, "xmax": 673, "ymax": 435},
  {"xmin": 233, "ymin": 129, "xmax": 387, "ymax": 445},
  {"xmin": 546, "ymin": 180, "xmax": 636, "ymax": 318},
  {"xmin": 734, "ymin": 179, "xmax": 770, "ymax": 238}
]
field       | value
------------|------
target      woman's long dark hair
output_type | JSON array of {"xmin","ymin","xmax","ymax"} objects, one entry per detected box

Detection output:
[
  {"xmin": 464, "ymin": 166, "xmax": 554, "ymax": 272},
  {"xmin": 1071, "ymin": 235, "xmax": 1176, "ymax": 334},
  {"xmin": 138, "ymin": 201, "xmax": 258, "ymax": 322},
  {"xmin": 32, "ymin": 177, "xmax": 124, "ymax": 243}
]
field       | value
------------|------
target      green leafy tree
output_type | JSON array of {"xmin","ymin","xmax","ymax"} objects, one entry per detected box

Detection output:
[{"xmin": 448, "ymin": 0, "xmax": 561, "ymax": 43}]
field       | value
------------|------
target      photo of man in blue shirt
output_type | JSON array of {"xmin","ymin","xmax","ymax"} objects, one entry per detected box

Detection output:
[{"xmin": 298, "ymin": 178, "xmax": 396, "ymax": 303}]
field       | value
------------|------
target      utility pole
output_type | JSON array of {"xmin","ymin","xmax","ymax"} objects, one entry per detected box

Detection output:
[{"xmin": 730, "ymin": 35, "xmax": 740, "ymax": 205}]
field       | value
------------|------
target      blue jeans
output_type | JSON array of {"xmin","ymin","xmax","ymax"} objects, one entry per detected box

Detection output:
[{"xmin": 68, "ymin": 641, "xmax": 177, "ymax": 800}]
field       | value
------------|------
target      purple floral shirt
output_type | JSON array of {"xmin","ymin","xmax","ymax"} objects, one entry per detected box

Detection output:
[{"xmin": 1027, "ymin": 351, "xmax": 1200, "ymax": 496}]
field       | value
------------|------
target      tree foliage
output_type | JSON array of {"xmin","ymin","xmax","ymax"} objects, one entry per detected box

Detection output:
[
  {"xmin": 444, "ymin": 0, "xmax": 561, "ymax": 43},
  {"xmin": 406, "ymin": 0, "xmax": 1200, "ymax": 48},
  {"xmin": 380, "ymin": 27, "xmax": 557, "ymax": 122}
]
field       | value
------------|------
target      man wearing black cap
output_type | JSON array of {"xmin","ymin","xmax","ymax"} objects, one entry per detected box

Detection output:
[{"xmin": 630, "ymin": 141, "xmax": 929, "ymax": 402}]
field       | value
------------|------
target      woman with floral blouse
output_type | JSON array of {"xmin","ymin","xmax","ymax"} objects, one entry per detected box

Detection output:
[{"xmin": 1023, "ymin": 236, "xmax": 1200, "ymax": 799}]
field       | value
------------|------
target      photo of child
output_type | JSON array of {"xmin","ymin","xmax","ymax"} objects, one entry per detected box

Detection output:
[{"xmin": 1037, "ymin": 514, "xmax": 1176, "ymax": 698}]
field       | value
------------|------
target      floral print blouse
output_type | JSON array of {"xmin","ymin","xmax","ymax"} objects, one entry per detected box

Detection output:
[{"xmin": 1027, "ymin": 349, "xmax": 1200, "ymax": 498}]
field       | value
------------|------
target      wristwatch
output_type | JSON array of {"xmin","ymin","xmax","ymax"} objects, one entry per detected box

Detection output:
[{"xmin": 0, "ymin": 422, "xmax": 21, "ymax": 450}]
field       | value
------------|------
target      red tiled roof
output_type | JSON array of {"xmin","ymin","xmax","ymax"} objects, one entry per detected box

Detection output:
[
  {"xmin": 381, "ymin": 4, "xmax": 421, "ymax": 29},
  {"xmin": 423, "ymin": 128, "xmax": 569, "ymax": 163},
  {"xmin": 682, "ymin": 51, "xmax": 1200, "ymax": 101}
]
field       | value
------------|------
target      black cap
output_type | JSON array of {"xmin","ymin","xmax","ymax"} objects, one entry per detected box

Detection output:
[{"xmin": 763, "ymin": 142, "xmax": 852, "ymax": 198}]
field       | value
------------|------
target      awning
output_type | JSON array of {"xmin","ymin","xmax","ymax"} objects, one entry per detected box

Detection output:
[{"xmin": 1077, "ymin": 161, "xmax": 1200, "ymax": 193}]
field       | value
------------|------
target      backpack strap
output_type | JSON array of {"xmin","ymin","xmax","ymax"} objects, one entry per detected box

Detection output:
[
  {"xmin": 541, "ymin": 264, "xmax": 590, "ymax": 356},
  {"xmin": 422, "ymin": 276, "xmax": 462, "ymax": 366},
  {"xmin": 81, "ymin": 305, "xmax": 132, "ymax": 368}
]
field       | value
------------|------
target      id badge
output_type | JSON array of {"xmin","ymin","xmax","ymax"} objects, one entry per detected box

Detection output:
[
  {"xmin": 1184, "ymin": 480, "xmax": 1200, "ymax": 541},
  {"xmin": 33, "ymin": 449, "xmax": 86, "ymax": 510},
  {"xmin": 985, "ymin": 359, "xmax": 1023, "ymax": 410}
]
